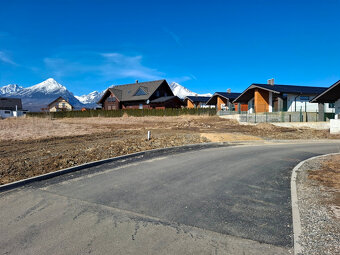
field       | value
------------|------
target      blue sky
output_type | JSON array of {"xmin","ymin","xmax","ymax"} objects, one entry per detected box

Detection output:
[{"xmin": 0, "ymin": 0, "xmax": 339, "ymax": 95}]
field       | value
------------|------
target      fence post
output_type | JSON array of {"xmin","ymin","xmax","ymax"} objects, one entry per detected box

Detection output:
[
  {"xmin": 316, "ymin": 111, "xmax": 318, "ymax": 122},
  {"xmin": 266, "ymin": 112, "xmax": 268, "ymax": 123},
  {"xmin": 255, "ymin": 112, "xmax": 257, "ymax": 123}
]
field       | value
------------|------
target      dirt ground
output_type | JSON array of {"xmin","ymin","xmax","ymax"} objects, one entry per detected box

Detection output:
[
  {"xmin": 1, "ymin": 115, "xmax": 340, "ymax": 185},
  {"xmin": 309, "ymin": 154, "xmax": 340, "ymax": 208}
]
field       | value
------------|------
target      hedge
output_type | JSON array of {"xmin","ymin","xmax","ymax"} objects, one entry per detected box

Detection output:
[{"xmin": 26, "ymin": 108, "xmax": 217, "ymax": 118}]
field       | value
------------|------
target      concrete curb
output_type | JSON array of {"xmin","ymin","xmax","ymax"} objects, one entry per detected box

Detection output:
[
  {"xmin": 0, "ymin": 142, "xmax": 231, "ymax": 193},
  {"xmin": 290, "ymin": 152, "xmax": 340, "ymax": 255}
]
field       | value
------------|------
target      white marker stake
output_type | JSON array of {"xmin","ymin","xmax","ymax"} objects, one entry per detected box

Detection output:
[{"xmin": 147, "ymin": 130, "xmax": 151, "ymax": 140}]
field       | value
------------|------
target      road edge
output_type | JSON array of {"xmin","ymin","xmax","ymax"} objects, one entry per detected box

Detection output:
[
  {"xmin": 290, "ymin": 152, "xmax": 340, "ymax": 255},
  {"xmin": 0, "ymin": 142, "xmax": 232, "ymax": 193}
]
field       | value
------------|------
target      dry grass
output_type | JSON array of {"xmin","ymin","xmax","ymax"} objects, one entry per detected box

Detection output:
[
  {"xmin": 0, "ymin": 117, "xmax": 112, "ymax": 141},
  {"xmin": 1, "ymin": 115, "xmax": 340, "ymax": 185},
  {"xmin": 1, "ymin": 115, "xmax": 340, "ymax": 141},
  {"xmin": 309, "ymin": 155, "xmax": 340, "ymax": 208},
  {"xmin": 309, "ymin": 155, "xmax": 340, "ymax": 190}
]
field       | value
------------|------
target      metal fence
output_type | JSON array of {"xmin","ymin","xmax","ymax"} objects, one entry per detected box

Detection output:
[{"xmin": 218, "ymin": 110, "xmax": 335, "ymax": 123}]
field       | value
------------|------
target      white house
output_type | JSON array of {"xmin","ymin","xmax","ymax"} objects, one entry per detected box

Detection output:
[{"xmin": 0, "ymin": 98, "xmax": 27, "ymax": 119}]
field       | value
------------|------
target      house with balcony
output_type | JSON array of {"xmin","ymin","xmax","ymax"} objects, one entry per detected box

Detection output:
[{"xmin": 48, "ymin": 97, "xmax": 73, "ymax": 112}]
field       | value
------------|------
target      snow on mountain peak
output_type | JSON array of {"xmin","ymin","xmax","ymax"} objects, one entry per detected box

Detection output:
[
  {"xmin": 75, "ymin": 91, "xmax": 103, "ymax": 104},
  {"xmin": 29, "ymin": 78, "xmax": 67, "ymax": 93},
  {"xmin": 169, "ymin": 82, "xmax": 212, "ymax": 99},
  {"xmin": 0, "ymin": 84, "xmax": 23, "ymax": 95}
]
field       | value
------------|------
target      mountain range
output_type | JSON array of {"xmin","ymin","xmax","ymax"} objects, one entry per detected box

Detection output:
[{"xmin": 0, "ymin": 78, "xmax": 212, "ymax": 111}]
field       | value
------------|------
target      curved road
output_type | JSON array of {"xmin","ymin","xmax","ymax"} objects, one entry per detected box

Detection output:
[{"xmin": 1, "ymin": 142, "xmax": 340, "ymax": 254}]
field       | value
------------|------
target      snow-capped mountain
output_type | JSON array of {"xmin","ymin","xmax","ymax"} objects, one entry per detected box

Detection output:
[
  {"xmin": 0, "ymin": 84, "xmax": 23, "ymax": 95},
  {"xmin": 75, "ymin": 91, "xmax": 103, "ymax": 105},
  {"xmin": 169, "ymin": 82, "xmax": 212, "ymax": 99},
  {"xmin": 0, "ymin": 78, "xmax": 84, "ymax": 111},
  {"xmin": 0, "ymin": 79, "xmax": 212, "ymax": 111}
]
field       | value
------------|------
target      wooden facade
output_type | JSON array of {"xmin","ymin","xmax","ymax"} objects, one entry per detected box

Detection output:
[{"xmin": 98, "ymin": 80, "xmax": 181, "ymax": 110}]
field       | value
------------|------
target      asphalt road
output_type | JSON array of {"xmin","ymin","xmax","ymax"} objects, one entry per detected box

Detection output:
[{"xmin": 1, "ymin": 142, "xmax": 340, "ymax": 254}]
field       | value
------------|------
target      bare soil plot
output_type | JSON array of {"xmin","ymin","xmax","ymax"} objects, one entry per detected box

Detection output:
[
  {"xmin": 309, "ymin": 154, "xmax": 340, "ymax": 208},
  {"xmin": 1, "ymin": 115, "xmax": 340, "ymax": 185}
]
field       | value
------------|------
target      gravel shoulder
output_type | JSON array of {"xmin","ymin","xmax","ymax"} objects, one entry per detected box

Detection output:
[{"xmin": 296, "ymin": 155, "xmax": 340, "ymax": 255}]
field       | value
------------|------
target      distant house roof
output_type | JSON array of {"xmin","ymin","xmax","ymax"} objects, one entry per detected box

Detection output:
[
  {"xmin": 48, "ymin": 96, "xmax": 73, "ymax": 107},
  {"xmin": 185, "ymin": 96, "xmax": 211, "ymax": 103},
  {"xmin": 150, "ymin": 96, "xmax": 181, "ymax": 103},
  {"xmin": 0, "ymin": 97, "xmax": 23, "ymax": 110},
  {"xmin": 206, "ymin": 92, "xmax": 241, "ymax": 105},
  {"xmin": 98, "ymin": 80, "xmax": 172, "ymax": 104},
  {"xmin": 310, "ymin": 80, "xmax": 340, "ymax": 103},
  {"xmin": 233, "ymin": 83, "xmax": 328, "ymax": 103}
]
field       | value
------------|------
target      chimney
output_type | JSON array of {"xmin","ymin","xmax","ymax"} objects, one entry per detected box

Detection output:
[
  {"xmin": 267, "ymin": 78, "xmax": 274, "ymax": 85},
  {"xmin": 136, "ymin": 80, "xmax": 139, "ymax": 84},
  {"xmin": 227, "ymin": 88, "xmax": 231, "ymax": 93}
]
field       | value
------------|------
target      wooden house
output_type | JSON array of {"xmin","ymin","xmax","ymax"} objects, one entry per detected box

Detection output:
[
  {"xmin": 233, "ymin": 79, "xmax": 333, "ymax": 113},
  {"xmin": 206, "ymin": 92, "xmax": 246, "ymax": 111},
  {"xmin": 184, "ymin": 96, "xmax": 211, "ymax": 108},
  {"xmin": 98, "ymin": 80, "xmax": 182, "ymax": 110}
]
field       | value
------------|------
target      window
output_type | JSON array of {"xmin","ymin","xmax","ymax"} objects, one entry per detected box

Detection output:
[
  {"xmin": 300, "ymin": 96, "xmax": 309, "ymax": 101},
  {"xmin": 329, "ymin": 103, "xmax": 335, "ymax": 108},
  {"xmin": 134, "ymin": 88, "xmax": 147, "ymax": 96},
  {"xmin": 107, "ymin": 97, "xmax": 116, "ymax": 102},
  {"xmin": 156, "ymin": 91, "xmax": 160, "ymax": 97},
  {"xmin": 139, "ymin": 104, "xmax": 143, "ymax": 109},
  {"xmin": 4, "ymin": 110, "xmax": 11, "ymax": 114},
  {"xmin": 164, "ymin": 92, "xmax": 167, "ymax": 97}
]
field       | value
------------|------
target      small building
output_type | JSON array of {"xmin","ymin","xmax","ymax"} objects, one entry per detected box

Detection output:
[
  {"xmin": 233, "ymin": 80, "xmax": 333, "ymax": 113},
  {"xmin": 0, "ymin": 97, "xmax": 27, "ymax": 118},
  {"xmin": 206, "ymin": 92, "xmax": 246, "ymax": 111},
  {"xmin": 48, "ymin": 97, "xmax": 73, "ymax": 112},
  {"xmin": 98, "ymin": 80, "xmax": 182, "ymax": 110},
  {"xmin": 184, "ymin": 96, "xmax": 211, "ymax": 108}
]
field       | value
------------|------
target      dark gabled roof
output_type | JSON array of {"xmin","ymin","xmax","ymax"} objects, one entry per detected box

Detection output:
[
  {"xmin": 98, "ymin": 80, "xmax": 170, "ymax": 104},
  {"xmin": 205, "ymin": 92, "xmax": 241, "ymax": 105},
  {"xmin": 215, "ymin": 92, "xmax": 241, "ymax": 100},
  {"xmin": 310, "ymin": 80, "xmax": 340, "ymax": 103},
  {"xmin": 150, "ymin": 96, "xmax": 180, "ymax": 103},
  {"xmin": 234, "ymin": 83, "xmax": 328, "ymax": 103},
  {"xmin": 185, "ymin": 96, "xmax": 211, "ymax": 103},
  {"xmin": 0, "ymin": 97, "xmax": 23, "ymax": 110},
  {"xmin": 48, "ymin": 96, "xmax": 73, "ymax": 107},
  {"xmin": 251, "ymin": 83, "xmax": 327, "ymax": 94}
]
